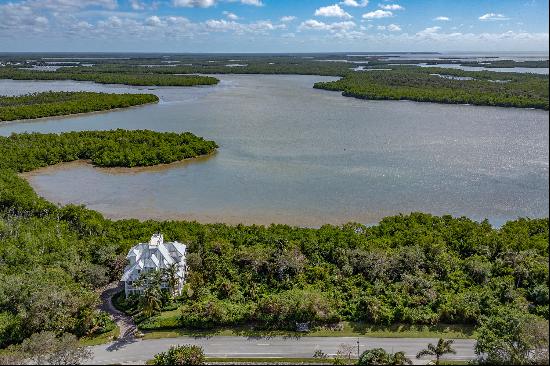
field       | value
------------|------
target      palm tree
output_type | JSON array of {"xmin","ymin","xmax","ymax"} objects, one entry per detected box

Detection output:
[
  {"xmin": 140, "ymin": 286, "xmax": 162, "ymax": 318},
  {"xmin": 416, "ymin": 338, "xmax": 456, "ymax": 365},
  {"xmin": 391, "ymin": 351, "xmax": 412, "ymax": 365},
  {"xmin": 164, "ymin": 263, "xmax": 179, "ymax": 297}
]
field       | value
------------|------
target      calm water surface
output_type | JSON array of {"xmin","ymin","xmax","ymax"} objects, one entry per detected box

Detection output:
[{"xmin": 1, "ymin": 75, "xmax": 548, "ymax": 227}]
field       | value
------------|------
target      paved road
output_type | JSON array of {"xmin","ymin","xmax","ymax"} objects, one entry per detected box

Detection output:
[
  {"xmin": 98, "ymin": 282, "xmax": 136, "ymax": 339},
  {"xmin": 86, "ymin": 336, "xmax": 476, "ymax": 364}
]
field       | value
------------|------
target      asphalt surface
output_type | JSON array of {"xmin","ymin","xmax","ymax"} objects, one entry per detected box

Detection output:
[
  {"xmin": 98, "ymin": 282, "xmax": 136, "ymax": 339},
  {"xmin": 86, "ymin": 336, "xmax": 477, "ymax": 364}
]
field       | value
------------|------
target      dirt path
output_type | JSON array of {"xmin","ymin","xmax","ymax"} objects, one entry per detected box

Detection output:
[{"xmin": 99, "ymin": 282, "xmax": 137, "ymax": 340}]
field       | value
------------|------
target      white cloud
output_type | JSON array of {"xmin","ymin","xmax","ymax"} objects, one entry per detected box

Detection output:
[
  {"xmin": 387, "ymin": 23, "xmax": 401, "ymax": 31},
  {"xmin": 223, "ymin": 11, "xmax": 239, "ymax": 20},
  {"xmin": 204, "ymin": 19, "xmax": 241, "ymax": 31},
  {"xmin": 34, "ymin": 16, "xmax": 49, "ymax": 26},
  {"xmin": 129, "ymin": 0, "xmax": 145, "ymax": 10},
  {"xmin": 479, "ymin": 13, "xmax": 510, "ymax": 21},
  {"xmin": 434, "ymin": 16, "xmax": 450, "ymax": 21},
  {"xmin": 340, "ymin": 0, "xmax": 369, "ymax": 7},
  {"xmin": 330, "ymin": 20, "xmax": 356, "ymax": 31},
  {"xmin": 377, "ymin": 23, "xmax": 401, "ymax": 31},
  {"xmin": 249, "ymin": 20, "xmax": 286, "ymax": 32},
  {"xmin": 173, "ymin": 0, "xmax": 262, "ymax": 7},
  {"xmin": 98, "ymin": 15, "xmax": 123, "ymax": 28},
  {"xmin": 362, "ymin": 10, "xmax": 393, "ymax": 19},
  {"xmin": 415, "ymin": 26, "xmax": 441, "ymax": 37},
  {"xmin": 298, "ymin": 19, "xmax": 356, "ymax": 32},
  {"xmin": 34, "ymin": 0, "xmax": 118, "ymax": 10},
  {"xmin": 315, "ymin": 4, "xmax": 352, "ymax": 19},
  {"xmin": 203, "ymin": 18, "xmax": 283, "ymax": 34},
  {"xmin": 298, "ymin": 19, "xmax": 329, "ymax": 31},
  {"xmin": 145, "ymin": 15, "xmax": 162, "ymax": 26},
  {"xmin": 75, "ymin": 20, "xmax": 93, "ymax": 30},
  {"xmin": 280, "ymin": 16, "xmax": 296, "ymax": 22},
  {"xmin": 173, "ymin": 0, "xmax": 214, "ymax": 7},
  {"xmin": 239, "ymin": 0, "xmax": 263, "ymax": 6},
  {"xmin": 379, "ymin": 4, "xmax": 404, "ymax": 10}
]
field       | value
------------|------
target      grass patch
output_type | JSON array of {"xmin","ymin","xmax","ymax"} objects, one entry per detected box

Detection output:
[
  {"xmin": 309, "ymin": 322, "xmax": 475, "ymax": 338},
  {"xmin": 79, "ymin": 326, "xmax": 120, "ymax": 347},
  {"xmin": 139, "ymin": 309, "xmax": 181, "ymax": 330},
  {"xmin": 141, "ymin": 318, "xmax": 475, "ymax": 340},
  {"xmin": 206, "ymin": 357, "xmax": 333, "ymax": 364}
]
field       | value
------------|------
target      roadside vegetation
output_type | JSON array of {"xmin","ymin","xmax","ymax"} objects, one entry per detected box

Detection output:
[
  {"xmin": 152, "ymin": 344, "xmax": 205, "ymax": 365},
  {"xmin": 314, "ymin": 67, "xmax": 549, "ymax": 110},
  {"xmin": 0, "ymin": 91, "xmax": 158, "ymax": 121},
  {"xmin": 137, "ymin": 321, "xmax": 474, "ymax": 340}
]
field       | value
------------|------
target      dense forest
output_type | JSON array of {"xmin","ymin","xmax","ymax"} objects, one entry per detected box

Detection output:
[
  {"xmin": 0, "ymin": 68, "xmax": 219, "ymax": 87},
  {"xmin": 0, "ymin": 91, "xmax": 158, "ymax": 121},
  {"xmin": 314, "ymin": 67, "xmax": 549, "ymax": 110},
  {"xmin": 0, "ymin": 130, "xmax": 547, "ymax": 350},
  {"xmin": 0, "ymin": 129, "xmax": 217, "ymax": 347}
]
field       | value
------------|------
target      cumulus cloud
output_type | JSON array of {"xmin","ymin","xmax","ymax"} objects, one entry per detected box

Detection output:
[
  {"xmin": 129, "ymin": 0, "xmax": 145, "ymax": 10},
  {"xmin": 223, "ymin": 11, "xmax": 239, "ymax": 20},
  {"xmin": 377, "ymin": 23, "xmax": 401, "ymax": 31},
  {"xmin": 340, "ymin": 0, "xmax": 369, "ymax": 7},
  {"xmin": 145, "ymin": 15, "xmax": 162, "ymax": 26},
  {"xmin": 203, "ymin": 18, "xmax": 283, "ymax": 34},
  {"xmin": 173, "ymin": 0, "xmax": 262, "ymax": 7},
  {"xmin": 32, "ymin": 0, "xmax": 118, "ymax": 10},
  {"xmin": 415, "ymin": 26, "xmax": 441, "ymax": 37},
  {"xmin": 379, "ymin": 4, "xmax": 404, "ymax": 10},
  {"xmin": 363, "ymin": 10, "xmax": 392, "ymax": 19},
  {"xmin": 479, "ymin": 13, "xmax": 510, "ymax": 21},
  {"xmin": 298, "ymin": 19, "xmax": 356, "ymax": 32},
  {"xmin": 173, "ymin": 0, "xmax": 216, "ymax": 7},
  {"xmin": 387, "ymin": 23, "xmax": 401, "ymax": 31},
  {"xmin": 315, "ymin": 4, "xmax": 352, "ymax": 19},
  {"xmin": 239, "ymin": 0, "xmax": 263, "ymax": 6},
  {"xmin": 2, "ymin": 0, "xmax": 547, "ymax": 52},
  {"xmin": 280, "ymin": 16, "xmax": 296, "ymax": 22},
  {"xmin": 204, "ymin": 19, "xmax": 242, "ymax": 31}
]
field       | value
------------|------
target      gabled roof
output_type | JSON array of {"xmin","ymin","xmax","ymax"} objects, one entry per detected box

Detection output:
[{"xmin": 122, "ymin": 235, "xmax": 187, "ymax": 282}]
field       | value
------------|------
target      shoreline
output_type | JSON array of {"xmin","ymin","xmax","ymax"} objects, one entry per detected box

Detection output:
[{"xmin": 20, "ymin": 151, "xmax": 217, "ymax": 177}]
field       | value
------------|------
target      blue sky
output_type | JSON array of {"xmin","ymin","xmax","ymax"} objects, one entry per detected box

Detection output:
[{"xmin": 0, "ymin": 0, "xmax": 548, "ymax": 52}]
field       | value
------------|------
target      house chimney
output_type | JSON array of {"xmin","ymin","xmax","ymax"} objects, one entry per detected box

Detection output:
[{"xmin": 150, "ymin": 233, "xmax": 163, "ymax": 246}]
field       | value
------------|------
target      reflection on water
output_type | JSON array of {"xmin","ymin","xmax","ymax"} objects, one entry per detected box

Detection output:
[{"xmin": 1, "ymin": 75, "xmax": 548, "ymax": 227}]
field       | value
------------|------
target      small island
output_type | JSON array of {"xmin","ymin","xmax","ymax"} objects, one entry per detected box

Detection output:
[
  {"xmin": 314, "ymin": 67, "xmax": 549, "ymax": 110},
  {"xmin": 0, "ymin": 129, "xmax": 218, "ymax": 170},
  {"xmin": 0, "ymin": 68, "xmax": 219, "ymax": 87},
  {"xmin": 0, "ymin": 91, "xmax": 159, "ymax": 121}
]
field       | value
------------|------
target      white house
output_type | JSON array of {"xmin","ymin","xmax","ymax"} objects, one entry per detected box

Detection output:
[{"xmin": 121, "ymin": 233, "xmax": 187, "ymax": 297}]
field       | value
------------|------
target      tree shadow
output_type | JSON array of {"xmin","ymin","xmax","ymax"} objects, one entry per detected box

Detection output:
[{"xmin": 105, "ymin": 336, "xmax": 140, "ymax": 352}]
